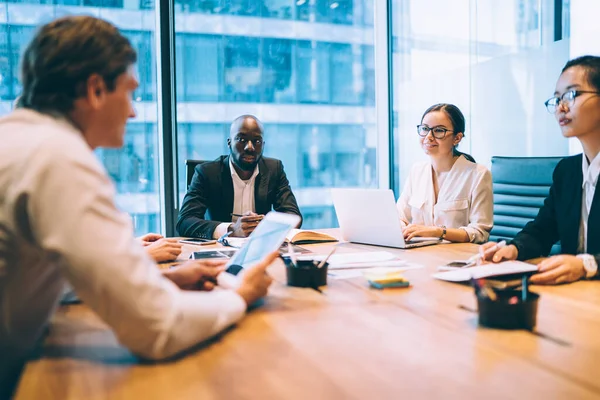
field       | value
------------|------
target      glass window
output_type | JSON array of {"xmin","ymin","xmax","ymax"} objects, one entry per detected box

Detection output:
[
  {"xmin": 0, "ymin": 0, "xmax": 161, "ymax": 236},
  {"xmin": 125, "ymin": 30, "xmax": 156, "ymax": 101},
  {"xmin": 262, "ymin": 124, "xmax": 300, "ymax": 187},
  {"xmin": 262, "ymin": 0, "xmax": 294, "ymax": 19},
  {"xmin": 176, "ymin": 123, "xmax": 228, "ymax": 190},
  {"xmin": 330, "ymin": 43, "xmax": 363, "ymax": 105},
  {"xmin": 299, "ymin": 125, "xmax": 334, "ymax": 187},
  {"xmin": 390, "ymin": 0, "xmax": 570, "ymax": 193},
  {"xmin": 297, "ymin": 0, "xmax": 356, "ymax": 25},
  {"xmin": 261, "ymin": 38, "xmax": 294, "ymax": 103},
  {"xmin": 176, "ymin": 34, "xmax": 222, "ymax": 102},
  {"xmin": 175, "ymin": 0, "xmax": 222, "ymax": 13},
  {"xmin": 173, "ymin": 0, "xmax": 377, "ymax": 230},
  {"xmin": 363, "ymin": 45, "xmax": 375, "ymax": 106},
  {"xmin": 224, "ymin": 36, "xmax": 261, "ymax": 102},
  {"xmin": 296, "ymin": 40, "xmax": 330, "ymax": 103}
]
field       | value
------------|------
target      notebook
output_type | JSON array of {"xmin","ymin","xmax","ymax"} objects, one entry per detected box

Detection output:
[
  {"xmin": 285, "ymin": 229, "xmax": 338, "ymax": 245},
  {"xmin": 432, "ymin": 261, "xmax": 539, "ymax": 282}
]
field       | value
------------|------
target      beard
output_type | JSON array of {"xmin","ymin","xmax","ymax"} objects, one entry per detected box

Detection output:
[{"xmin": 231, "ymin": 150, "xmax": 260, "ymax": 171}]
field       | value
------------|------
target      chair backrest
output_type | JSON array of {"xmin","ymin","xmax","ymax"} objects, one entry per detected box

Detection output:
[
  {"xmin": 490, "ymin": 156, "xmax": 563, "ymax": 255},
  {"xmin": 185, "ymin": 159, "xmax": 206, "ymax": 188}
]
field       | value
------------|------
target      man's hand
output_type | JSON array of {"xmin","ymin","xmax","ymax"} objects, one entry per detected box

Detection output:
[
  {"xmin": 145, "ymin": 238, "xmax": 183, "ymax": 262},
  {"xmin": 479, "ymin": 242, "xmax": 519, "ymax": 262},
  {"xmin": 138, "ymin": 232, "xmax": 164, "ymax": 246},
  {"xmin": 530, "ymin": 255, "xmax": 585, "ymax": 285},
  {"xmin": 230, "ymin": 211, "xmax": 264, "ymax": 237},
  {"xmin": 163, "ymin": 259, "xmax": 226, "ymax": 290},
  {"xmin": 403, "ymin": 224, "xmax": 442, "ymax": 241},
  {"xmin": 235, "ymin": 251, "xmax": 277, "ymax": 306}
]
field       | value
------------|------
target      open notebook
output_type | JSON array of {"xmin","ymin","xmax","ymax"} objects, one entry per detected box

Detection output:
[
  {"xmin": 432, "ymin": 261, "xmax": 538, "ymax": 282},
  {"xmin": 285, "ymin": 229, "xmax": 338, "ymax": 245}
]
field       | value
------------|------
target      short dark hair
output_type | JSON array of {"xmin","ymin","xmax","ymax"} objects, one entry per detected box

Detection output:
[
  {"xmin": 561, "ymin": 55, "xmax": 600, "ymax": 92},
  {"xmin": 17, "ymin": 15, "xmax": 137, "ymax": 114},
  {"xmin": 421, "ymin": 103, "xmax": 475, "ymax": 163}
]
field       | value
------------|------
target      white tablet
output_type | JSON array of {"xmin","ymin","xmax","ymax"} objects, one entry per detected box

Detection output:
[{"xmin": 218, "ymin": 211, "xmax": 300, "ymax": 288}]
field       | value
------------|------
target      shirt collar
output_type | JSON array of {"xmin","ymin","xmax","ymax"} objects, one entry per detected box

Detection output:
[
  {"xmin": 581, "ymin": 152, "xmax": 600, "ymax": 188},
  {"xmin": 229, "ymin": 157, "xmax": 259, "ymax": 181}
]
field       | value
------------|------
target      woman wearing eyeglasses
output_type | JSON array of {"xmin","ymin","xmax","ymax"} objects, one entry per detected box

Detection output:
[
  {"xmin": 481, "ymin": 55, "xmax": 600, "ymax": 284},
  {"xmin": 396, "ymin": 103, "xmax": 493, "ymax": 244}
]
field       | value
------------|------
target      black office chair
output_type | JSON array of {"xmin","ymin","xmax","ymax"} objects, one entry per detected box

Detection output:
[
  {"xmin": 185, "ymin": 159, "xmax": 206, "ymax": 189},
  {"xmin": 490, "ymin": 156, "xmax": 563, "ymax": 255}
]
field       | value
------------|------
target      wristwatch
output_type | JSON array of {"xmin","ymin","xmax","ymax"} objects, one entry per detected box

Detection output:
[
  {"xmin": 439, "ymin": 226, "xmax": 447, "ymax": 240},
  {"xmin": 576, "ymin": 254, "xmax": 598, "ymax": 279}
]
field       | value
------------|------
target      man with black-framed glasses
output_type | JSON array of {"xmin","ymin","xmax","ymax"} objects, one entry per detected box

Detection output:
[
  {"xmin": 482, "ymin": 55, "xmax": 600, "ymax": 285},
  {"xmin": 178, "ymin": 115, "xmax": 302, "ymax": 240}
]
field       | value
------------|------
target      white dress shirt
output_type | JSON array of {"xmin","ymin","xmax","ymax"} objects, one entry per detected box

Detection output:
[
  {"xmin": 212, "ymin": 159, "xmax": 259, "ymax": 239},
  {"xmin": 578, "ymin": 152, "xmax": 600, "ymax": 253},
  {"xmin": 396, "ymin": 155, "xmax": 493, "ymax": 244},
  {"xmin": 0, "ymin": 109, "xmax": 246, "ymax": 378}
]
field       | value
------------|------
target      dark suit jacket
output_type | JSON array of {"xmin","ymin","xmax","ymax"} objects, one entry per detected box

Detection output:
[
  {"xmin": 511, "ymin": 154, "xmax": 600, "ymax": 274},
  {"xmin": 177, "ymin": 155, "xmax": 302, "ymax": 238}
]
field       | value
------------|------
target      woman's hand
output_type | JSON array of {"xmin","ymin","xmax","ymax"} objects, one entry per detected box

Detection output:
[{"xmin": 403, "ymin": 224, "xmax": 442, "ymax": 241}]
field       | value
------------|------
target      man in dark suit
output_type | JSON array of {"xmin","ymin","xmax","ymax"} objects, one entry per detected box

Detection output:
[
  {"xmin": 177, "ymin": 115, "xmax": 302, "ymax": 239},
  {"xmin": 482, "ymin": 55, "xmax": 600, "ymax": 284}
]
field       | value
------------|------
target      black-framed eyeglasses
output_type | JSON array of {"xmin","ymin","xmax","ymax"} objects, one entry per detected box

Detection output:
[
  {"xmin": 235, "ymin": 137, "xmax": 264, "ymax": 146},
  {"xmin": 544, "ymin": 90, "xmax": 600, "ymax": 113},
  {"xmin": 217, "ymin": 231, "xmax": 241, "ymax": 248},
  {"xmin": 416, "ymin": 124, "xmax": 454, "ymax": 139}
]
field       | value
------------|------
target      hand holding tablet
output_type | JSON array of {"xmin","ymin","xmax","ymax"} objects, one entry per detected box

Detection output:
[{"xmin": 217, "ymin": 211, "xmax": 301, "ymax": 290}]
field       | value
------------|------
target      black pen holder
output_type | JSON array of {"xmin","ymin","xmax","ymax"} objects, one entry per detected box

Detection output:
[
  {"xmin": 477, "ymin": 289, "xmax": 539, "ymax": 330},
  {"xmin": 283, "ymin": 258, "xmax": 328, "ymax": 289}
]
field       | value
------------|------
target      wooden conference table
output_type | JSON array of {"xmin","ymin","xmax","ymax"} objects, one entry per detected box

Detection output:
[{"xmin": 13, "ymin": 230, "xmax": 600, "ymax": 399}]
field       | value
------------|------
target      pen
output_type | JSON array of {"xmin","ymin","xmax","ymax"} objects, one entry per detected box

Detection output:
[
  {"xmin": 317, "ymin": 245, "xmax": 337, "ymax": 268},
  {"xmin": 472, "ymin": 278, "xmax": 497, "ymax": 301},
  {"xmin": 231, "ymin": 213, "xmax": 263, "ymax": 219},
  {"xmin": 475, "ymin": 240, "xmax": 507, "ymax": 264},
  {"xmin": 454, "ymin": 241, "xmax": 507, "ymax": 269},
  {"xmin": 287, "ymin": 242, "xmax": 297, "ymax": 267}
]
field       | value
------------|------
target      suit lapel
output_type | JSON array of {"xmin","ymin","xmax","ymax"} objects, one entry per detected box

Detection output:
[
  {"xmin": 588, "ymin": 172, "xmax": 600, "ymax": 254},
  {"xmin": 255, "ymin": 158, "xmax": 270, "ymax": 214},
  {"xmin": 221, "ymin": 156, "xmax": 234, "ymax": 218},
  {"xmin": 562, "ymin": 156, "xmax": 583, "ymax": 254}
]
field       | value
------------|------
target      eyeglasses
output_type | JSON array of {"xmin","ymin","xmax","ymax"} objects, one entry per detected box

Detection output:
[
  {"xmin": 217, "ymin": 231, "xmax": 241, "ymax": 248},
  {"xmin": 416, "ymin": 124, "xmax": 454, "ymax": 139},
  {"xmin": 235, "ymin": 137, "xmax": 264, "ymax": 146},
  {"xmin": 544, "ymin": 90, "xmax": 600, "ymax": 113}
]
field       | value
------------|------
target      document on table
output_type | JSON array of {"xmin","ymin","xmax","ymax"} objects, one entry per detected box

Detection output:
[
  {"xmin": 328, "ymin": 264, "xmax": 423, "ymax": 280},
  {"xmin": 432, "ymin": 261, "xmax": 539, "ymax": 282},
  {"xmin": 225, "ymin": 237, "xmax": 248, "ymax": 247},
  {"xmin": 298, "ymin": 251, "xmax": 404, "ymax": 269},
  {"xmin": 297, "ymin": 251, "xmax": 423, "ymax": 279}
]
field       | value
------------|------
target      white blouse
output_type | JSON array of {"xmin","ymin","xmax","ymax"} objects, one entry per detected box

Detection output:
[{"xmin": 396, "ymin": 155, "xmax": 493, "ymax": 244}]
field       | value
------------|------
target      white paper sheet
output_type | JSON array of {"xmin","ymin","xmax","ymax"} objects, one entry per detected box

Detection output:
[
  {"xmin": 328, "ymin": 264, "xmax": 424, "ymax": 280},
  {"xmin": 298, "ymin": 251, "xmax": 398, "ymax": 269},
  {"xmin": 432, "ymin": 261, "xmax": 538, "ymax": 282}
]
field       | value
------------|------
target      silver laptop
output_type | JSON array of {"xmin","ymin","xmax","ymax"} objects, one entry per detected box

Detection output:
[{"xmin": 331, "ymin": 188, "xmax": 442, "ymax": 249}]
